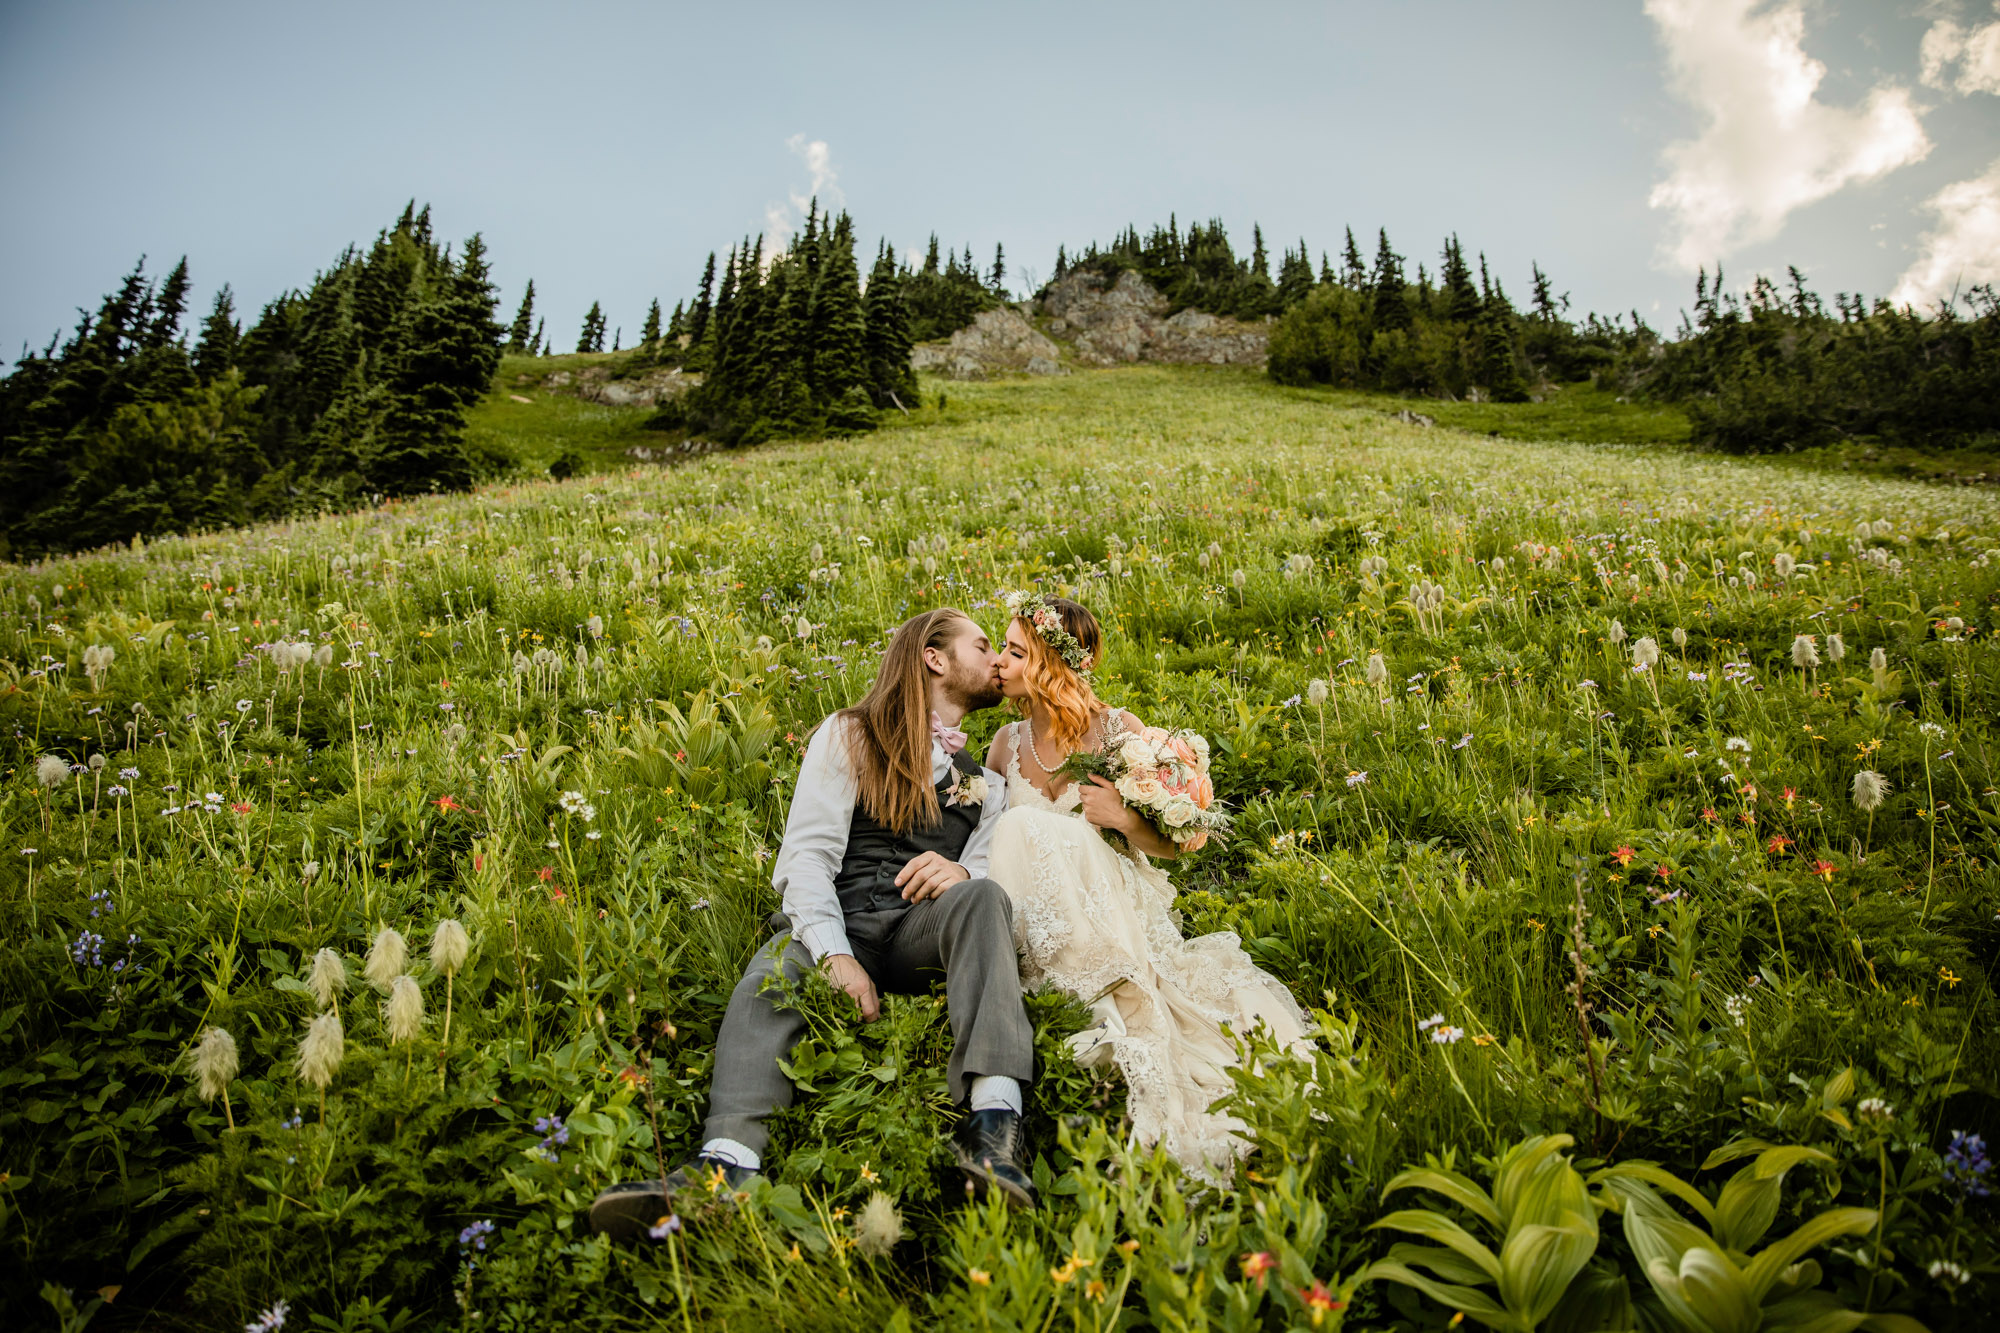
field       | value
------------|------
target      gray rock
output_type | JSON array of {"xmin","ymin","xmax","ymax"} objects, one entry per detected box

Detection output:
[
  {"xmin": 1025, "ymin": 355, "xmax": 1067, "ymax": 376},
  {"xmin": 911, "ymin": 307, "xmax": 1062, "ymax": 380}
]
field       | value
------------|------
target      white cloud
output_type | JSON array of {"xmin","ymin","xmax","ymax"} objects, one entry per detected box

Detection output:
[
  {"xmin": 762, "ymin": 135, "xmax": 842, "ymax": 257},
  {"xmin": 1920, "ymin": 7, "xmax": 2000, "ymax": 95},
  {"xmin": 1644, "ymin": 0, "xmax": 1932, "ymax": 270},
  {"xmin": 1890, "ymin": 156, "xmax": 2000, "ymax": 306}
]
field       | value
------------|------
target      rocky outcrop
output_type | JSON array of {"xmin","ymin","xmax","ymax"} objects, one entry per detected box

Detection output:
[
  {"xmin": 545, "ymin": 364, "xmax": 701, "ymax": 406},
  {"xmin": 908, "ymin": 271, "xmax": 1268, "ymax": 379},
  {"xmin": 911, "ymin": 308, "xmax": 1068, "ymax": 381}
]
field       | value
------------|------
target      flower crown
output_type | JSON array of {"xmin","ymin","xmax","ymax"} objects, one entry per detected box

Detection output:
[{"xmin": 1001, "ymin": 589, "xmax": 1093, "ymax": 674}]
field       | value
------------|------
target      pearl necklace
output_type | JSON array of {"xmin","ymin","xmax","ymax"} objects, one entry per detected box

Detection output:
[{"xmin": 1025, "ymin": 717, "xmax": 1060, "ymax": 773}]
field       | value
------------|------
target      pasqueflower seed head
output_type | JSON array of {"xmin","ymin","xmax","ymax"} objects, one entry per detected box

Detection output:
[
  {"xmin": 364, "ymin": 927, "xmax": 407, "ymax": 992},
  {"xmin": 36, "ymin": 755, "xmax": 68, "ymax": 788},
  {"xmin": 1827, "ymin": 632, "xmax": 1846, "ymax": 661},
  {"xmin": 1631, "ymin": 637, "xmax": 1659, "ymax": 671},
  {"xmin": 193, "ymin": 1026, "xmax": 239, "ymax": 1101},
  {"xmin": 1607, "ymin": 619, "xmax": 1627, "ymax": 645},
  {"xmin": 1306, "ymin": 678, "xmax": 1328, "ymax": 706},
  {"xmin": 297, "ymin": 1010, "xmax": 344, "ymax": 1091},
  {"xmin": 1792, "ymin": 634, "xmax": 1820, "ymax": 670},
  {"xmin": 1852, "ymin": 769, "xmax": 1890, "ymax": 813},
  {"xmin": 1365, "ymin": 652, "xmax": 1388, "ymax": 688},
  {"xmin": 384, "ymin": 974, "xmax": 424, "ymax": 1044},
  {"xmin": 431, "ymin": 919, "xmax": 471, "ymax": 977},
  {"xmin": 853, "ymin": 1191, "xmax": 903, "ymax": 1259},
  {"xmin": 307, "ymin": 948, "xmax": 348, "ymax": 1009}
]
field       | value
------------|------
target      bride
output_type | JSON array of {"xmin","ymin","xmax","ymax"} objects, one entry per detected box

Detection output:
[{"xmin": 983, "ymin": 591, "xmax": 1311, "ymax": 1183}]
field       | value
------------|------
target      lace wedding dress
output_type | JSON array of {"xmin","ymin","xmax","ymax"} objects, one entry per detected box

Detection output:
[{"xmin": 986, "ymin": 717, "xmax": 1312, "ymax": 1184}]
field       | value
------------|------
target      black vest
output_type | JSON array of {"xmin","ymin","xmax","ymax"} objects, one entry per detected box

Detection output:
[{"xmin": 833, "ymin": 750, "xmax": 986, "ymax": 916}]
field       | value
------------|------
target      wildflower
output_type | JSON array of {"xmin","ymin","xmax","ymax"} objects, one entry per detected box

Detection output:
[
  {"xmin": 431, "ymin": 919, "xmax": 471, "ymax": 976},
  {"xmin": 967, "ymin": 1268, "xmax": 991, "ymax": 1286},
  {"xmin": 1687, "ymin": 670, "xmax": 1707, "ymax": 681},
  {"xmin": 1857, "ymin": 1097, "xmax": 1892, "ymax": 1122},
  {"xmin": 1430, "ymin": 1024, "xmax": 1465, "ymax": 1044},
  {"xmin": 1307, "ymin": 678, "xmax": 1328, "ymax": 706},
  {"xmin": 458, "ymin": 1218, "xmax": 497, "ymax": 1254},
  {"xmin": 854, "ymin": 1191, "xmax": 903, "ymax": 1258},
  {"xmin": 1231, "ymin": 569, "xmax": 1247, "ymax": 589},
  {"xmin": 231, "ymin": 801, "xmax": 253, "ymax": 815},
  {"xmin": 859, "ymin": 1162, "xmax": 880, "ymax": 1184},
  {"xmin": 1281, "ymin": 694, "xmax": 1301, "ymax": 708},
  {"xmin": 1813, "ymin": 860, "xmax": 1838, "ymax": 881},
  {"xmin": 1792, "ymin": 634, "xmax": 1820, "ymax": 670},
  {"xmin": 1927, "ymin": 1259, "xmax": 1970, "ymax": 1288},
  {"xmin": 1300, "ymin": 1280, "xmax": 1345, "ymax": 1326},
  {"xmin": 1608, "ymin": 619, "xmax": 1627, "ymax": 645},
  {"xmin": 1345, "ymin": 770, "xmax": 1368, "ymax": 788},
  {"xmin": 1631, "ymin": 636, "xmax": 1659, "ymax": 671},
  {"xmin": 1364, "ymin": 652, "xmax": 1388, "ymax": 689},
  {"xmin": 244, "ymin": 1301, "xmax": 289, "ymax": 1333},
  {"xmin": 384, "ymin": 974, "xmax": 424, "ymax": 1043},
  {"xmin": 532, "ymin": 1114, "xmax": 570, "ymax": 1162},
  {"xmin": 296, "ymin": 1010, "xmax": 344, "ymax": 1091},
  {"xmin": 1943, "ymin": 1131, "xmax": 1990, "ymax": 1199},
  {"xmin": 36, "ymin": 755, "xmax": 68, "ymax": 787},
  {"xmin": 1852, "ymin": 770, "xmax": 1890, "ymax": 813},
  {"xmin": 1723, "ymin": 993, "xmax": 1749, "ymax": 1028},
  {"xmin": 307, "ymin": 949, "xmax": 346, "ymax": 1008},
  {"xmin": 1084, "ymin": 1279, "xmax": 1107, "ymax": 1302},
  {"xmin": 1671, "ymin": 626, "xmax": 1688, "ymax": 649},
  {"xmin": 586, "ymin": 614, "xmax": 604, "ymax": 639},
  {"xmin": 1774, "ymin": 552, "xmax": 1796, "ymax": 578},
  {"xmin": 1417, "ymin": 1013, "xmax": 1445, "ymax": 1030},
  {"xmin": 1767, "ymin": 834, "xmax": 1793, "ymax": 853},
  {"xmin": 1919, "ymin": 721, "xmax": 1944, "ymax": 739},
  {"xmin": 1827, "ymin": 632, "xmax": 1845, "ymax": 661},
  {"xmin": 434, "ymin": 794, "xmax": 463, "ymax": 812},
  {"xmin": 119, "ymin": 767, "xmax": 140, "ymax": 780},
  {"xmin": 1611, "ymin": 846, "xmax": 1636, "ymax": 867},
  {"xmin": 193, "ymin": 1026, "xmax": 239, "ymax": 1101},
  {"xmin": 1725, "ymin": 737, "xmax": 1751, "ymax": 753},
  {"xmin": 301, "ymin": 861, "xmax": 320, "ymax": 883},
  {"xmin": 364, "ymin": 927, "xmax": 407, "ymax": 992},
  {"xmin": 795, "ymin": 615, "xmax": 814, "ymax": 640},
  {"xmin": 648, "ymin": 1214, "xmax": 683, "ymax": 1239},
  {"xmin": 1453, "ymin": 732, "xmax": 1472, "ymax": 750}
]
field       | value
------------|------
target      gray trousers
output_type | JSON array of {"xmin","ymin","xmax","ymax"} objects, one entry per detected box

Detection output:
[{"xmin": 702, "ymin": 877, "xmax": 1036, "ymax": 1156}]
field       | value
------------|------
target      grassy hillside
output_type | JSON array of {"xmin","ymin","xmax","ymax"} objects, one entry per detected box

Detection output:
[{"xmin": 5, "ymin": 366, "xmax": 1998, "ymax": 1329}]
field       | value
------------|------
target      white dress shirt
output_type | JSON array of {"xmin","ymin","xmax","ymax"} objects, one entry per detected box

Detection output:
[{"xmin": 774, "ymin": 714, "xmax": 1008, "ymax": 962}]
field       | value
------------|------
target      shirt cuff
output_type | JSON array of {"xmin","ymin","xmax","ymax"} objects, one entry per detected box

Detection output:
[{"xmin": 797, "ymin": 919, "xmax": 854, "ymax": 963}]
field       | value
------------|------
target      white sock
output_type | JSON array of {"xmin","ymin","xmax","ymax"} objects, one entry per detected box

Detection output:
[
  {"xmin": 700, "ymin": 1137, "xmax": 761, "ymax": 1170},
  {"xmin": 968, "ymin": 1074, "xmax": 1023, "ymax": 1115}
]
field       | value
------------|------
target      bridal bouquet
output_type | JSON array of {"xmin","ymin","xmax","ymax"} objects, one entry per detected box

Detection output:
[{"xmin": 1059, "ymin": 725, "xmax": 1230, "ymax": 851}]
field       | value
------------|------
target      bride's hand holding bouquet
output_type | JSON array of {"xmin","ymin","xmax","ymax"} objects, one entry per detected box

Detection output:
[{"xmin": 1061, "ymin": 724, "xmax": 1229, "ymax": 853}]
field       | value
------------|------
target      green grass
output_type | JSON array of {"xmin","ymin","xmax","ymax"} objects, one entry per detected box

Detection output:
[
  {"xmin": 465, "ymin": 352, "xmax": 672, "ymax": 474},
  {"xmin": 5, "ymin": 364, "xmax": 1997, "ymax": 1330}
]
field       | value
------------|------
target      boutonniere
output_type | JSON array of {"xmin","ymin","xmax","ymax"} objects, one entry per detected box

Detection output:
[{"xmin": 944, "ymin": 769, "xmax": 990, "ymax": 808}]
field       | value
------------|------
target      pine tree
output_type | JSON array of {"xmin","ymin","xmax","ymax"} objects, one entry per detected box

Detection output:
[
  {"xmin": 923, "ymin": 235, "xmax": 941, "ymax": 276},
  {"xmin": 864, "ymin": 242, "xmax": 917, "ymax": 410},
  {"xmin": 577, "ymin": 301, "xmax": 605, "ymax": 353},
  {"xmin": 612, "ymin": 327, "xmax": 621, "ymax": 352},
  {"xmin": 1276, "ymin": 242, "xmax": 1316, "ymax": 309},
  {"xmin": 1370, "ymin": 229, "xmax": 1411, "ymax": 331},
  {"xmin": 150, "ymin": 257, "xmax": 191, "ymax": 348},
  {"xmin": 1441, "ymin": 236, "xmax": 1481, "ymax": 324},
  {"xmin": 507, "ymin": 280, "xmax": 536, "ymax": 352},
  {"xmin": 1251, "ymin": 225, "xmax": 1269, "ymax": 280},
  {"xmin": 1342, "ymin": 228, "xmax": 1367, "ymax": 288},
  {"xmin": 193, "ymin": 285, "xmax": 241, "ymax": 382},
  {"xmin": 688, "ymin": 252, "xmax": 716, "ymax": 346},
  {"xmin": 640, "ymin": 298, "xmax": 662, "ymax": 347},
  {"xmin": 1530, "ymin": 262, "xmax": 1559, "ymax": 321},
  {"xmin": 531, "ymin": 316, "xmax": 546, "ymax": 356},
  {"xmin": 667, "ymin": 300, "xmax": 685, "ymax": 342},
  {"xmin": 1055, "ymin": 244, "xmax": 1069, "ymax": 280},
  {"xmin": 990, "ymin": 243, "xmax": 1006, "ymax": 294},
  {"xmin": 809, "ymin": 215, "xmax": 873, "ymax": 432}
]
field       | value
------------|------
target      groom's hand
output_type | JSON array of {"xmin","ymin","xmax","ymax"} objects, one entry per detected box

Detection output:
[
  {"xmin": 895, "ymin": 851, "xmax": 968, "ymax": 903},
  {"xmin": 823, "ymin": 954, "xmax": 881, "ymax": 1022}
]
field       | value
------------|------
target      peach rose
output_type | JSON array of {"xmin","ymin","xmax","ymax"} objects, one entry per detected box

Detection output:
[{"xmin": 1189, "ymin": 772, "xmax": 1214, "ymax": 807}]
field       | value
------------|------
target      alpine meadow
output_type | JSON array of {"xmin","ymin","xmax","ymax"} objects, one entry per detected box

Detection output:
[{"xmin": 4, "ymin": 354, "xmax": 1998, "ymax": 1328}]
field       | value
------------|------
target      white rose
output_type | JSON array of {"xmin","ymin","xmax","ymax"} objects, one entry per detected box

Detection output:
[
  {"xmin": 962, "ymin": 774, "xmax": 989, "ymax": 805},
  {"xmin": 1161, "ymin": 796, "xmax": 1198, "ymax": 827},
  {"xmin": 1120, "ymin": 773, "xmax": 1166, "ymax": 805},
  {"xmin": 1118, "ymin": 738, "xmax": 1156, "ymax": 770}
]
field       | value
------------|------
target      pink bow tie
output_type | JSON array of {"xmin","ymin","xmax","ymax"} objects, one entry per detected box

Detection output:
[{"xmin": 931, "ymin": 712, "xmax": 968, "ymax": 755}]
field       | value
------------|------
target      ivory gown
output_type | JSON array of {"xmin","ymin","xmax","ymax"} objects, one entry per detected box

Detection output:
[{"xmin": 985, "ymin": 717, "xmax": 1312, "ymax": 1184}]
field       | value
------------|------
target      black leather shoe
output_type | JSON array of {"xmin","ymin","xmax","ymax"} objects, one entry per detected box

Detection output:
[
  {"xmin": 587, "ymin": 1155, "xmax": 760, "ymax": 1240},
  {"xmin": 954, "ymin": 1109, "xmax": 1037, "ymax": 1210}
]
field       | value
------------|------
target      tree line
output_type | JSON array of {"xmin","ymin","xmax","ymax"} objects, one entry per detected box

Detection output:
[{"xmin": 0, "ymin": 204, "xmax": 501, "ymax": 559}]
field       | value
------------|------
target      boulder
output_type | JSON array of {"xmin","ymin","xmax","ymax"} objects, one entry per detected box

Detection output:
[
  {"xmin": 911, "ymin": 307, "xmax": 1064, "ymax": 380},
  {"xmin": 1038, "ymin": 270, "xmax": 1267, "ymax": 367},
  {"xmin": 548, "ymin": 364, "xmax": 701, "ymax": 406}
]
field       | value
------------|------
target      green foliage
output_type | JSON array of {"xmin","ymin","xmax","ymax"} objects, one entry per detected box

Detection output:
[{"xmin": 1, "ymin": 367, "xmax": 1996, "ymax": 1327}]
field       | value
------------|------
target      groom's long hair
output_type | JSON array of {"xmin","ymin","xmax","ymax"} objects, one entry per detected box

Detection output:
[{"xmin": 837, "ymin": 608, "xmax": 972, "ymax": 835}]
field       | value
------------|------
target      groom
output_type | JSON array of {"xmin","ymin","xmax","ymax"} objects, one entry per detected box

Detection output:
[{"xmin": 590, "ymin": 608, "xmax": 1037, "ymax": 1239}]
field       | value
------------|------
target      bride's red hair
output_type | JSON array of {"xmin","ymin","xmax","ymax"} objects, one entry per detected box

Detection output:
[{"xmin": 1014, "ymin": 598, "xmax": 1104, "ymax": 750}]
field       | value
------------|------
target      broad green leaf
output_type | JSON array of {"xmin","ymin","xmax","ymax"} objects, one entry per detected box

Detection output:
[
  {"xmin": 1699, "ymin": 1137, "xmax": 1778, "ymax": 1172},
  {"xmin": 1382, "ymin": 1241, "xmax": 1493, "ymax": 1287},
  {"xmin": 1497, "ymin": 1212, "xmax": 1598, "ymax": 1324},
  {"xmin": 1741, "ymin": 1208, "xmax": 1877, "ymax": 1303},
  {"xmin": 1358, "ymin": 1260, "xmax": 1524, "ymax": 1331},
  {"xmin": 1749, "ymin": 1145, "xmax": 1833, "ymax": 1181},
  {"xmin": 1381, "ymin": 1167, "xmax": 1502, "ymax": 1229},
  {"xmin": 1493, "ymin": 1134, "xmax": 1575, "ymax": 1225},
  {"xmin": 1590, "ymin": 1162, "xmax": 1716, "ymax": 1225},
  {"xmin": 1713, "ymin": 1170, "xmax": 1782, "ymax": 1253},
  {"xmin": 1820, "ymin": 1067, "xmax": 1856, "ymax": 1108},
  {"xmin": 1369, "ymin": 1208, "xmax": 1501, "ymax": 1280},
  {"xmin": 1673, "ymin": 1247, "xmax": 1758, "ymax": 1333},
  {"xmin": 1545, "ymin": 1265, "xmax": 1634, "ymax": 1333}
]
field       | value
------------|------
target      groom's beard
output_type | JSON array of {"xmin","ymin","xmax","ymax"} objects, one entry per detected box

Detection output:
[{"xmin": 946, "ymin": 662, "xmax": 1004, "ymax": 714}]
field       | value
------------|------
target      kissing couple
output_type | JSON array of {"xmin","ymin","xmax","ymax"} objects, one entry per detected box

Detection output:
[{"xmin": 590, "ymin": 596, "xmax": 1310, "ymax": 1238}]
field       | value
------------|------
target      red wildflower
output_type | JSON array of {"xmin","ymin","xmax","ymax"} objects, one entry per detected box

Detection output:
[
  {"xmin": 1701, "ymin": 807, "xmax": 1718, "ymax": 823},
  {"xmin": 1782, "ymin": 787, "xmax": 1797, "ymax": 809},
  {"xmin": 550, "ymin": 885, "xmax": 568, "ymax": 904},
  {"xmin": 1611, "ymin": 846, "xmax": 1636, "ymax": 867},
  {"xmin": 1241, "ymin": 1251, "xmax": 1276, "ymax": 1288},
  {"xmin": 537, "ymin": 865, "xmax": 555, "ymax": 883},
  {"xmin": 473, "ymin": 853, "xmax": 485, "ymax": 874},
  {"xmin": 1813, "ymin": 860, "xmax": 1838, "ymax": 881},
  {"xmin": 435, "ymin": 795, "xmax": 463, "ymax": 812},
  {"xmin": 1300, "ymin": 1280, "xmax": 1345, "ymax": 1325},
  {"xmin": 230, "ymin": 801, "xmax": 253, "ymax": 815},
  {"xmin": 1767, "ymin": 834, "xmax": 1793, "ymax": 853},
  {"xmin": 1656, "ymin": 864, "xmax": 1674, "ymax": 880}
]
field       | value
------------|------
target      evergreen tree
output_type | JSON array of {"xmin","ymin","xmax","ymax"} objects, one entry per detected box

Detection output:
[
  {"xmin": 667, "ymin": 300, "xmax": 685, "ymax": 342},
  {"xmin": 531, "ymin": 316, "xmax": 546, "ymax": 356},
  {"xmin": 1276, "ymin": 242, "xmax": 1316, "ymax": 309},
  {"xmin": 1342, "ymin": 228, "xmax": 1367, "ymax": 288},
  {"xmin": 1530, "ymin": 262, "xmax": 1560, "ymax": 321},
  {"xmin": 864, "ymin": 242, "xmax": 917, "ymax": 410},
  {"xmin": 990, "ymin": 242, "xmax": 1006, "ymax": 294},
  {"xmin": 577, "ymin": 302, "xmax": 606, "ymax": 353},
  {"xmin": 612, "ymin": 327, "xmax": 621, "ymax": 352},
  {"xmin": 1441, "ymin": 237, "xmax": 1481, "ymax": 324},
  {"xmin": 193, "ymin": 285, "xmax": 241, "ymax": 383},
  {"xmin": 1370, "ymin": 229, "xmax": 1411, "ymax": 331},
  {"xmin": 1054, "ymin": 244, "xmax": 1069, "ymax": 280},
  {"xmin": 640, "ymin": 298, "xmax": 662, "ymax": 347},
  {"xmin": 150, "ymin": 257, "xmax": 191, "ymax": 348},
  {"xmin": 688, "ymin": 252, "xmax": 716, "ymax": 346},
  {"xmin": 507, "ymin": 280, "xmax": 536, "ymax": 352},
  {"xmin": 808, "ymin": 214, "xmax": 874, "ymax": 432},
  {"xmin": 1251, "ymin": 225, "xmax": 1269, "ymax": 280}
]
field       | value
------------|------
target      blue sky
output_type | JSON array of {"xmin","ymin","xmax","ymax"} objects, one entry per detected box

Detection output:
[{"xmin": 2, "ymin": 0, "xmax": 1996, "ymax": 363}]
